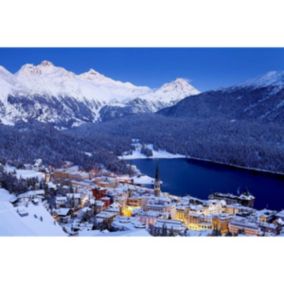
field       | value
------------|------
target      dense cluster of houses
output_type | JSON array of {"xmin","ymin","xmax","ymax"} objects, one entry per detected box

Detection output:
[{"xmin": 7, "ymin": 160, "xmax": 284, "ymax": 237}]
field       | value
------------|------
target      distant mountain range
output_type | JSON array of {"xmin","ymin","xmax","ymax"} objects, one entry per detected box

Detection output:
[
  {"xmin": 66, "ymin": 70, "xmax": 284, "ymax": 174},
  {"xmin": 0, "ymin": 60, "xmax": 199, "ymax": 127},
  {"xmin": 0, "ymin": 65, "xmax": 284, "ymax": 175},
  {"xmin": 160, "ymin": 71, "xmax": 284, "ymax": 124}
]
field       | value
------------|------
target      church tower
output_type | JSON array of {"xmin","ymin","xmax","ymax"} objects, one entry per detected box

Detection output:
[{"xmin": 154, "ymin": 163, "xmax": 161, "ymax": 197}]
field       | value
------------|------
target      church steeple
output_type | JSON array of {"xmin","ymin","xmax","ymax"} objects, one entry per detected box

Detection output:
[{"xmin": 154, "ymin": 162, "xmax": 161, "ymax": 197}]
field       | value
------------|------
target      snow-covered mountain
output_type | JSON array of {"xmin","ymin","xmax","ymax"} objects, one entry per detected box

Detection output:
[
  {"xmin": 0, "ymin": 60, "xmax": 199, "ymax": 127},
  {"xmin": 160, "ymin": 70, "xmax": 284, "ymax": 123},
  {"xmin": 241, "ymin": 70, "xmax": 284, "ymax": 89},
  {"xmin": 143, "ymin": 78, "xmax": 199, "ymax": 104},
  {"xmin": 98, "ymin": 78, "xmax": 200, "ymax": 121}
]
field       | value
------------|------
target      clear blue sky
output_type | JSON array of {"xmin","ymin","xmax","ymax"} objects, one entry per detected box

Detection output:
[{"xmin": 0, "ymin": 48, "xmax": 283, "ymax": 91}]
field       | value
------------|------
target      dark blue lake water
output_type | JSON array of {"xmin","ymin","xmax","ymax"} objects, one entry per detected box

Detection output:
[{"xmin": 130, "ymin": 158, "xmax": 284, "ymax": 211}]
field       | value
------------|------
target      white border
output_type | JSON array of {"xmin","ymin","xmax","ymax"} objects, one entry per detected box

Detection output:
[
  {"xmin": 0, "ymin": 237, "xmax": 282, "ymax": 283},
  {"xmin": 0, "ymin": 0, "xmax": 284, "ymax": 283},
  {"xmin": 0, "ymin": 0, "xmax": 283, "ymax": 47}
]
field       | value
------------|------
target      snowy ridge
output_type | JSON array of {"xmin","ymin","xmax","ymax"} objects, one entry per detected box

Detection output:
[
  {"xmin": 0, "ymin": 60, "xmax": 199, "ymax": 127},
  {"xmin": 238, "ymin": 71, "xmax": 284, "ymax": 89}
]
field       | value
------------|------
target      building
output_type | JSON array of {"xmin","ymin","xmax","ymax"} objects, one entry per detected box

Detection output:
[
  {"xmin": 55, "ymin": 196, "xmax": 68, "ymax": 208},
  {"xmin": 94, "ymin": 177, "xmax": 118, "ymax": 188},
  {"xmin": 175, "ymin": 206, "xmax": 187, "ymax": 222},
  {"xmin": 228, "ymin": 217, "xmax": 260, "ymax": 236},
  {"xmin": 66, "ymin": 193, "xmax": 82, "ymax": 208},
  {"xmin": 224, "ymin": 204, "xmax": 240, "ymax": 215},
  {"xmin": 127, "ymin": 196, "xmax": 145, "ymax": 207},
  {"xmin": 275, "ymin": 210, "xmax": 284, "ymax": 222},
  {"xmin": 150, "ymin": 219, "xmax": 186, "ymax": 236},
  {"xmin": 92, "ymin": 187, "xmax": 107, "ymax": 199},
  {"xmin": 53, "ymin": 208, "xmax": 71, "ymax": 223},
  {"xmin": 51, "ymin": 166, "xmax": 89, "ymax": 182},
  {"xmin": 203, "ymin": 200, "xmax": 225, "ymax": 215},
  {"xmin": 101, "ymin": 196, "xmax": 112, "ymax": 208},
  {"xmin": 212, "ymin": 214, "xmax": 232, "ymax": 235},
  {"xmin": 71, "ymin": 180, "xmax": 95, "ymax": 191},
  {"xmin": 187, "ymin": 213, "xmax": 212, "ymax": 230},
  {"xmin": 256, "ymin": 209, "xmax": 276, "ymax": 223},
  {"xmin": 153, "ymin": 164, "xmax": 161, "ymax": 197},
  {"xmin": 259, "ymin": 222, "xmax": 279, "ymax": 235},
  {"xmin": 209, "ymin": 192, "xmax": 255, "ymax": 208},
  {"xmin": 238, "ymin": 192, "xmax": 255, "ymax": 208},
  {"xmin": 138, "ymin": 211, "xmax": 162, "ymax": 227},
  {"xmin": 94, "ymin": 200, "xmax": 105, "ymax": 213},
  {"xmin": 96, "ymin": 210, "xmax": 118, "ymax": 225},
  {"xmin": 144, "ymin": 197, "xmax": 176, "ymax": 218},
  {"xmin": 224, "ymin": 204, "xmax": 255, "ymax": 217}
]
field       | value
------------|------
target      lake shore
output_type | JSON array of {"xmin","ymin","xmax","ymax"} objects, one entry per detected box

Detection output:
[
  {"xmin": 186, "ymin": 155, "xmax": 284, "ymax": 178},
  {"xmin": 120, "ymin": 142, "xmax": 284, "ymax": 177},
  {"xmin": 122, "ymin": 150, "xmax": 284, "ymax": 177},
  {"xmin": 130, "ymin": 158, "xmax": 284, "ymax": 210}
]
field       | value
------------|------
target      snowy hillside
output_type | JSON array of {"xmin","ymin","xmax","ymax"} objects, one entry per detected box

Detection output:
[
  {"xmin": 0, "ymin": 188, "xmax": 66, "ymax": 236},
  {"xmin": 240, "ymin": 70, "xmax": 284, "ymax": 89},
  {"xmin": 0, "ymin": 61, "xmax": 199, "ymax": 127}
]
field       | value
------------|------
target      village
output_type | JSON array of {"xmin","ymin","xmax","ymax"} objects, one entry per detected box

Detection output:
[{"xmin": 1, "ymin": 159, "xmax": 284, "ymax": 237}]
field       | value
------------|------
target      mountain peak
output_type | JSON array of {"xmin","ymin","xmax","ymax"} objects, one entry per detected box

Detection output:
[
  {"xmin": 158, "ymin": 77, "xmax": 200, "ymax": 95},
  {"xmin": 38, "ymin": 60, "xmax": 54, "ymax": 67},
  {"xmin": 16, "ymin": 63, "xmax": 39, "ymax": 76},
  {"xmin": 79, "ymin": 68, "xmax": 108, "ymax": 81},
  {"xmin": 174, "ymin": 77, "xmax": 190, "ymax": 84},
  {"xmin": 140, "ymin": 77, "xmax": 199, "ymax": 104},
  {"xmin": 16, "ymin": 61, "xmax": 73, "ymax": 78},
  {"xmin": 86, "ymin": 68, "xmax": 99, "ymax": 75}
]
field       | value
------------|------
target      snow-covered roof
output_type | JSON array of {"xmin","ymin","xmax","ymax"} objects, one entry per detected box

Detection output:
[
  {"xmin": 276, "ymin": 210, "xmax": 284, "ymax": 219},
  {"xmin": 54, "ymin": 208, "xmax": 71, "ymax": 216},
  {"xmin": 154, "ymin": 219, "xmax": 185, "ymax": 231},
  {"xmin": 47, "ymin": 181, "xmax": 57, "ymax": 189},
  {"xmin": 229, "ymin": 217, "xmax": 259, "ymax": 230},
  {"xmin": 17, "ymin": 169, "xmax": 45, "ymax": 180},
  {"xmin": 56, "ymin": 196, "xmax": 68, "ymax": 202},
  {"xmin": 255, "ymin": 209, "xmax": 276, "ymax": 217},
  {"xmin": 18, "ymin": 190, "xmax": 45, "ymax": 198},
  {"xmin": 95, "ymin": 200, "xmax": 104, "ymax": 206},
  {"xmin": 132, "ymin": 175, "xmax": 154, "ymax": 185},
  {"xmin": 96, "ymin": 211, "xmax": 117, "ymax": 220},
  {"xmin": 66, "ymin": 193, "xmax": 81, "ymax": 199},
  {"xmin": 138, "ymin": 210, "xmax": 161, "ymax": 218}
]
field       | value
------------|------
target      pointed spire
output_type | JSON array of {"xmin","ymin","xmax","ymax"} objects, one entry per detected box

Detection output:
[
  {"xmin": 155, "ymin": 162, "xmax": 160, "ymax": 181},
  {"xmin": 154, "ymin": 161, "xmax": 161, "ymax": 197}
]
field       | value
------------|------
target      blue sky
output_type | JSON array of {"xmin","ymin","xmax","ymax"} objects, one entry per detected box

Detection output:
[{"xmin": 0, "ymin": 48, "xmax": 283, "ymax": 91}]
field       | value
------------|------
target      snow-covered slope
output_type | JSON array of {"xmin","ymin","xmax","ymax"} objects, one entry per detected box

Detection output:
[
  {"xmin": 98, "ymin": 78, "xmax": 200, "ymax": 121},
  {"xmin": 0, "ymin": 61, "xmax": 199, "ymax": 127},
  {"xmin": 241, "ymin": 71, "xmax": 284, "ymax": 89},
  {"xmin": 15, "ymin": 61, "xmax": 151, "ymax": 103},
  {"xmin": 160, "ymin": 70, "xmax": 284, "ymax": 124},
  {"xmin": 0, "ymin": 199, "xmax": 66, "ymax": 236}
]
